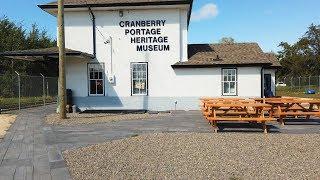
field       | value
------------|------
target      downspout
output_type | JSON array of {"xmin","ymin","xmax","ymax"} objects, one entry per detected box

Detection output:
[
  {"xmin": 88, "ymin": 6, "xmax": 96, "ymax": 58},
  {"xmin": 261, "ymin": 67, "xmax": 264, "ymax": 98}
]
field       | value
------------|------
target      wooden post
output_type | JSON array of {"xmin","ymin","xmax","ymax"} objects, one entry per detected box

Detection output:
[
  {"xmin": 58, "ymin": 0, "xmax": 67, "ymax": 119},
  {"xmin": 262, "ymin": 122, "xmax": 267, "ymax": 134}
]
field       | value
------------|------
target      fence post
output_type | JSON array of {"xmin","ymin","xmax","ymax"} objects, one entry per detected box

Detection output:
[
  {"xmin": 290, "ymin": 77, "xmax": 293, "ymax": 90},
  {"xmin": 298, "ymin": 76, "xmax": 301, "ymax": 91},
  {"xmin": 319, "ymin": 75, "xmax": 320, "ymax": 92},
  {"xmin": 14, "ymin": 71, "xmax": 21, "ymax": 110},
  {"xmin": 309, "ymin": 76, "xmax": 311, "ymax": 89},
  {"xmin": 40, "ymin": 73, "xmax": 45, "ymax": 106},
  {"xmin": 47, "ymin": 82, "xmax": 49, "ymax": 97}
]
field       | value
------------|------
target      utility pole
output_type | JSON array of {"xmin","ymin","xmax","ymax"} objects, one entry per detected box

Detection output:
[{"xmin": 58, "ymin": 0, "xmax": 67, "ymax": 119}]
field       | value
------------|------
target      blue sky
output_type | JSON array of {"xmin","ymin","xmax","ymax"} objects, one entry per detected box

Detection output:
[{"xmin": 1, "ymin": 0, "xmax": 320, "ymax": 52}]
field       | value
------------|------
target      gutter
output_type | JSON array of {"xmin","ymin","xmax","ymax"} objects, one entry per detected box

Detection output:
[
  {"xmin": 171, "ymin": 63, "xmax": 273, "ymax": 68},
  {"xmin": 88, "ymin": 6, "xmax": 97, "ymax": 58}
]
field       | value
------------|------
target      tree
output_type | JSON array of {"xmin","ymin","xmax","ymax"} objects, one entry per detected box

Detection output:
[
  {"xmin": 277, "ymin": 24, "xmax": 320, "ymax": 77},
  {"xmin": 219, "ymin": 37, "xmax": 235, "ymax": 44},
  {"xmin": 0, "ymin": 17, "xmax": 57, "ymax": 76}
]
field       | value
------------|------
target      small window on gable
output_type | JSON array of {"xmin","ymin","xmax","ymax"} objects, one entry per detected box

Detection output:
[{"xmin": 88, "ymin": 63, "xmax": 105, "ymax": 96}]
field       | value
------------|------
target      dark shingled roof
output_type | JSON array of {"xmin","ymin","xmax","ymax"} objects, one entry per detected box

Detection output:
[
  {"xmin": 172, "ymin": 43, "xmax": 281, "ymax": 68},
  {"xmin": 0, "ymin": 47, "xmax": 94, "ymax": 61},
  {"xmin": 39, "ymin": 0, "xmax": 193, "ymax": 26},
  {"xmin": 264, "ymin": 52, "xmax": 281, "ymax": 67},
  {"xmin": 39, "ymin": 0, "xmax": 192, "ymax": 8}
]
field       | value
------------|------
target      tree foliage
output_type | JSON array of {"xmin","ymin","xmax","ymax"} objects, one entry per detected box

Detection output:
[
  {"xmin": 277, "ymin": 24, "xmax": 320, "ymax": 77},
  {"xmin": 219, "ymin": 37, "xmax": 235, "ymax": 44},
  {"xmin": 0, "ymin": 17, "xmax": 57, "ymax": 76}
]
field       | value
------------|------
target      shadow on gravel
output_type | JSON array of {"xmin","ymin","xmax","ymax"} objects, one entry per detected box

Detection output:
[
  {"xmin": 283, "ymin": 118, "xmax": 320, "ymax": 126},
  {"xmin": 216, "ymin": 123, "xmax": 280, "ymax": 133}
]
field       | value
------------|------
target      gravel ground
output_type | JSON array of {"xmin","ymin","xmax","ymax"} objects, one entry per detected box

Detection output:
[
  {"xmin": 63, "ymin": 133, "xmax": 320, "ymax": 180},
  {"xmin": 0, "ymin": 114, "xmax": 17, "ymax": 138},
  {"xmin": 46, "ymin": 112, "xmax": 171, "ymax": 125}
]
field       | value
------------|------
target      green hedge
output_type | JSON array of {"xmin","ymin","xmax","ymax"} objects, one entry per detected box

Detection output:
[{"xmin": 0, "ymin": 96, "xmax": 56, "ymax": 110}]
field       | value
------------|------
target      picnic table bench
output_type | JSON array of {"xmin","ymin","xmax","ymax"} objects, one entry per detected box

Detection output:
[{"xmin": 201, "ymin": 99, "xmax": 276, "ymax": 133}]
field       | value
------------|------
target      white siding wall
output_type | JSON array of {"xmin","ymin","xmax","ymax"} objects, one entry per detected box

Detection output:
[
  {"xmin": 238, "ymin": 67, "xmax": 262, "ymax": 97},
  {"xmin": 173, "ymin": 67, "xmax": 262, "ymax": 98},
  {"xmin": 65, "ymin": 57, "xmax": 88, "ymax": 97}
]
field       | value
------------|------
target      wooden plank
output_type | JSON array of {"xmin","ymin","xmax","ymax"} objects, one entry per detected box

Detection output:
[
  {"xmin": 207, "ymin": 117, "xmax": 276, "ymax": 122},
  {"xmin": 279, "ymin": 112, "xmax": 320, "ymax": 116}
]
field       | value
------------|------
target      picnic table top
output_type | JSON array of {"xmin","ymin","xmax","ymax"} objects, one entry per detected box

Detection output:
[
  {"xmin": 251, "ymin": 98, "xmax": 320, "ymax": 104},
  {"xmin": 264, "ymin": 99, "xmax": 320, "ymax": 104},
  {"xmin": 206, "ymin": 102, "xmax": 272, "ymax": 108},
  {"xmin": 200, "ymin": 97, "xmax": 244, "ymax": 101}
]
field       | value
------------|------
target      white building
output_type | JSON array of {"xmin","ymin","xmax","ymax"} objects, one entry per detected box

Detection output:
[{"xmin": 1, "ymin": 0, "xmax": 280, "ymax": 111}]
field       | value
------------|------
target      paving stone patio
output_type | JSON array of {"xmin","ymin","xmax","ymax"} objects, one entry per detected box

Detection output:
[{"xmin": 0, "ymin": 105, "xmax": 319, "ymax": 179}]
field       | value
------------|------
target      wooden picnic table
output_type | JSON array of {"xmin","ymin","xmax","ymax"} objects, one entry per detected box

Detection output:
[
  {"xmin": 264, "ymin": 99, "xmax": 320, "ymax": 126},
  {"xmin": 204, "ymin": 102, "xmax": 275, "ymax": 133}
]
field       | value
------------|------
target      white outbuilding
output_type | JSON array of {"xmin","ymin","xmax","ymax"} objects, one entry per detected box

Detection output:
[{"xmin": 1, "ymin": 0, "xmax": 281, "ymax": 111}]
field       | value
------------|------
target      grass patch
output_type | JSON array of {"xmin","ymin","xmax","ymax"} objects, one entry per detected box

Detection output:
[
  {"xmin": 0, "ymin": 96, "xmax": 56, "ymax": 110},
  {"xmin": 276, "ymin": 86, "xmax": 320, "ymax": 99}
]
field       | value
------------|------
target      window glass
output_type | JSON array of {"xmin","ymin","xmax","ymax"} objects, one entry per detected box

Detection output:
[
  {"xmin": 223, "ymin": 82, "xmax": 229, "ymax": 94},
  {"xmin": 90, "ymin": 80, "xmax": 96, "ymax": 95},
  {"xmin": 230, "ymin": 82, "xmax": 236, "ymax": 93},
  {"xmin": 88, "ymin": 63, "xmax": 104, "ymax": 95},
  {"xmin": 96, "ymin": 80, "xmax": 104, "ymax": 94},
  {"xmin": 131, "ymin": 63, "xmax": 148, "ymax": 95}
]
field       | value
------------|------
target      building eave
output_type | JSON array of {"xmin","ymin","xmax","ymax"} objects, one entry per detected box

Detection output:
[
  {"xmin": 171, "ymin": 63, "xmax": 273, "ymax": 69},
  {"xmin": 0, "ymin": 48, "xmax": 95, "ymax": 61},
  {"xmin": 38, "ymin": 1, "xmax": 192, "ymax": 9},
  {"xmin": 38, "ymin": 0, "xmax": 193, "ymax": 23}
]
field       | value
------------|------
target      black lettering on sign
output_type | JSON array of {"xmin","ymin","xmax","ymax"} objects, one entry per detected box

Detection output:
[
  {"xmin": 125, "ymin": 29, "xmax": 129, "ymax": 35},
  {"xmin": 136, "ymin": 45, "xmax": 170, "ymax": 52},
  {"xmin": 120, "ymin": 20, "xmax": 170, "ymax": 51},
  {"xmin": 119, "ymin": 21, "xmax": 125, "ymax": 27}
]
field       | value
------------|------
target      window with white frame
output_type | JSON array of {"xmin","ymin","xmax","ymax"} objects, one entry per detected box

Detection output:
[
  {"xmin": 88, "ymin": 63, "xmax": 105, "ymax": 96},
  {"xmin": 131, "ymin": 63, "xmax": 148, "ymax": 95},
  {"xmin": 222, "ymin": 68, "xmax": 237, "ymax": 96}
]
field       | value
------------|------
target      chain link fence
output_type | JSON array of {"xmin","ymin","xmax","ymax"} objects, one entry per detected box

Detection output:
[
  {"xmin": 277, "ymin": 76, "xmax": 320, "ymax": 92},
  {"xmin": 0, "ymin": 73, "xmax": 58, "ymax": 111}
]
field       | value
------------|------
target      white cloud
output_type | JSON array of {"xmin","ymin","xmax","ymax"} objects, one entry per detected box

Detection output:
[{"xmin": 191, "ymin": 3, "xmax": 219, "ymax": 21}]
